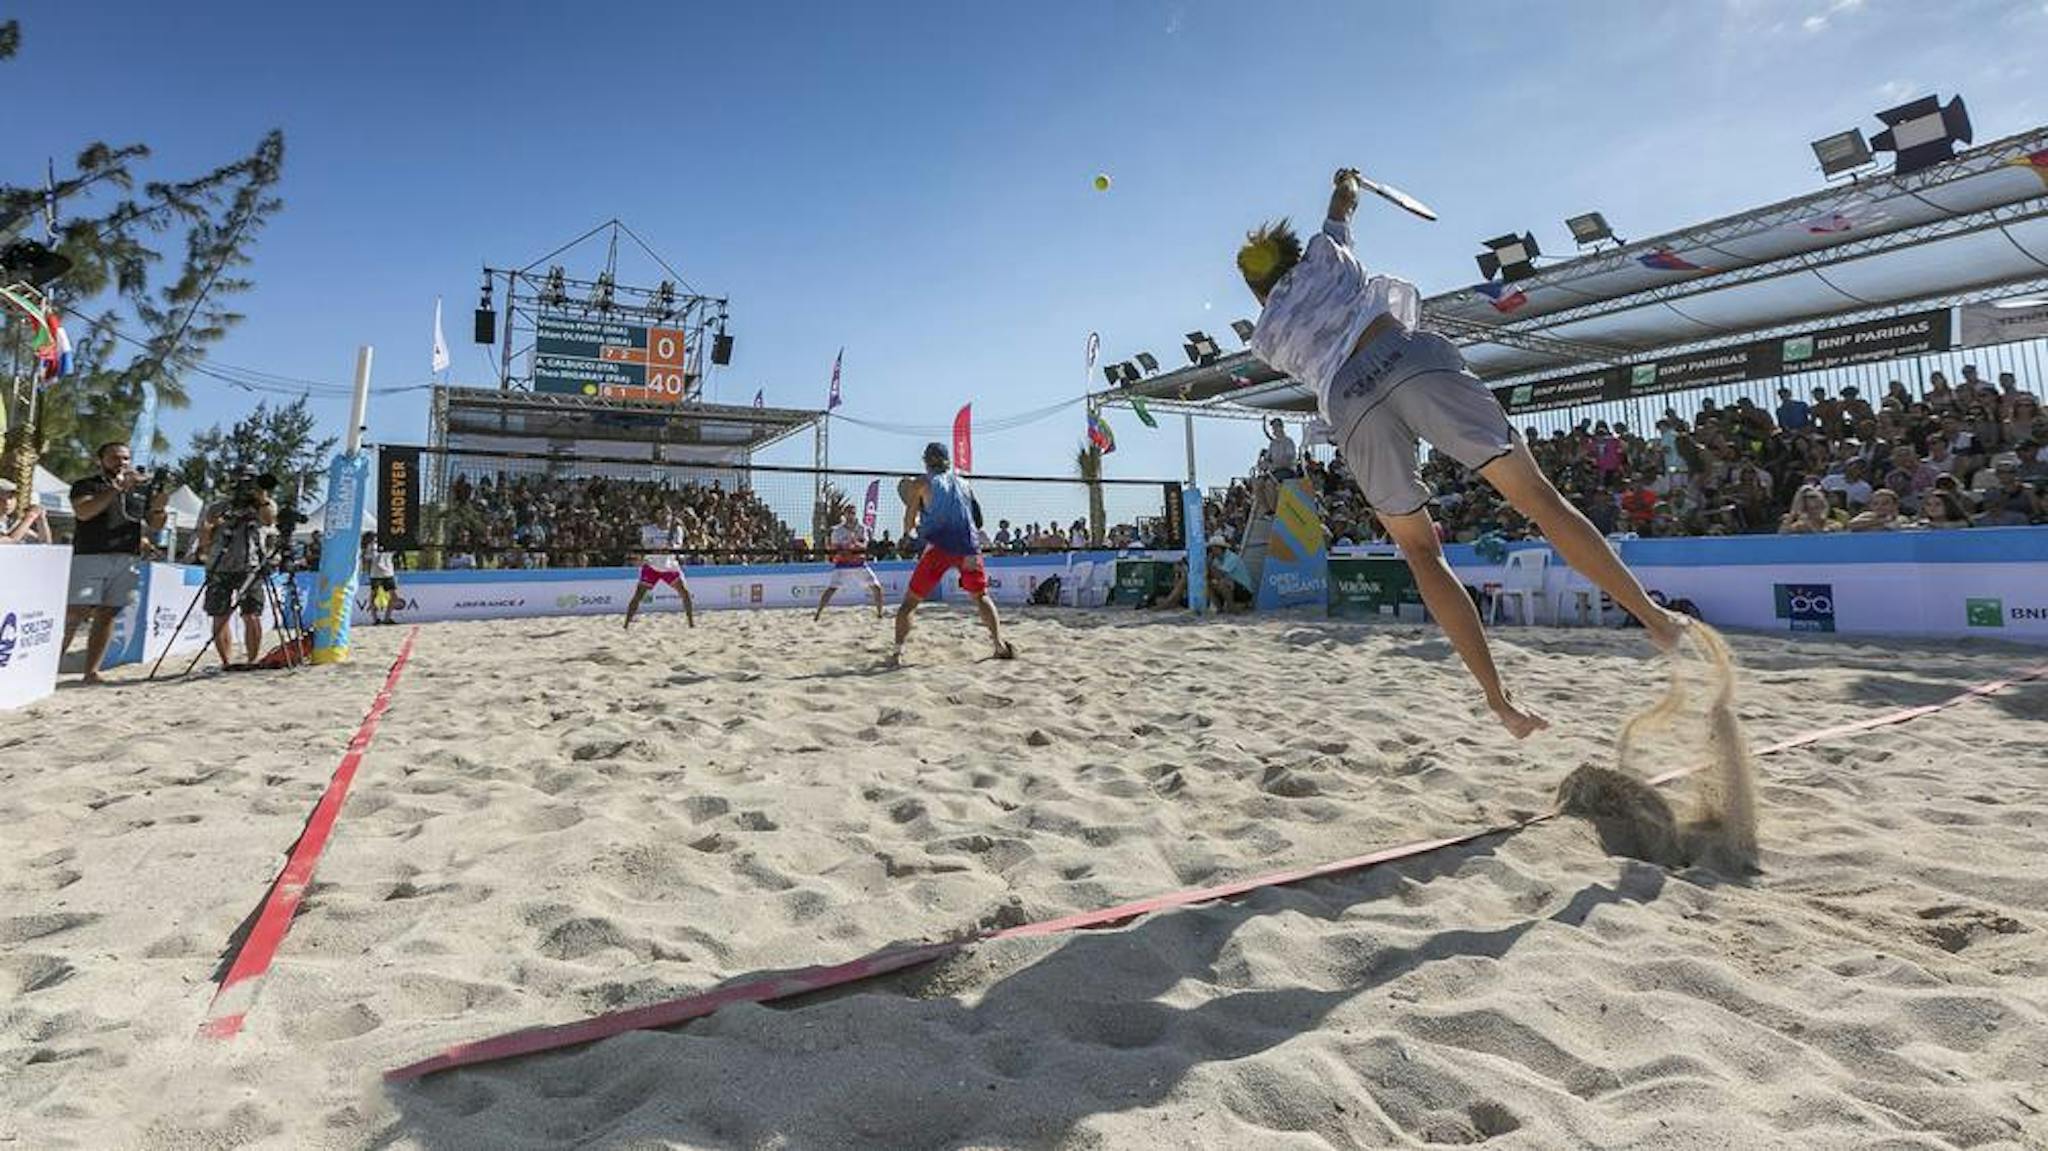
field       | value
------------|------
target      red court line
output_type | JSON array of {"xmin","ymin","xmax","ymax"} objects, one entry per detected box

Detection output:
[
  {"xmin": 384, "ymin": 658, "xmax": 2045, "ymax": 1082},
  {"xmin": 201, "ymin": 627, "xmax": 420, "ymax": 1040}
]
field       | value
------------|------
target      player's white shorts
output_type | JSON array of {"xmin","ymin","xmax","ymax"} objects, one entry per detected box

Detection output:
[{"xmin": 827, "ymin": 565, "xmax": 881, "ymax": 593}]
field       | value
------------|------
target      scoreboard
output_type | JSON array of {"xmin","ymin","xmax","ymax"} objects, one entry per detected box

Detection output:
[{"xmin": 533, "ymin": 314, "xmax": 689, "ymax": 403}]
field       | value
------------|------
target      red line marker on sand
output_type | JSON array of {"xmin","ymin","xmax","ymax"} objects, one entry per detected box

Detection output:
[
  {"xmin": 384, "ymin": 660, "xmax": 2046, "ymax": 1082},
  {"xmin": 201, "ymin": 628, "xmax": 420, "ymax": 1040}
]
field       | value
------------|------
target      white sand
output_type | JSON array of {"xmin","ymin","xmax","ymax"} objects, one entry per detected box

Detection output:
[{"xmin": 3, "ymin": 609, "xmax": 2045, "ymax": 1150}]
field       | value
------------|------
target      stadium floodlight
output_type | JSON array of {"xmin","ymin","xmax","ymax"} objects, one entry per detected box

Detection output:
[
  {"xmin": 1870, "ymin": 94, "xmax": 1972, "ymax": 176},
  {"xmin": 1476, "ymin": 233, "xmax": 1540, "ymax": 282},
  {"xmin": 1134, "ymin": 351, "xmax": 1160, "ymax": 374},
  {"xmin": 1230, "ymin": 319, "xmax": 1256, "ymax": 344},
  {"xmin": 653, "ymin": 280, "xmax": 677, "ymax": 318},
  {"xmin": 543, "ymin": 265, "xmax": 568, "ymax": 308},
  {"xmin": 1102, "ymin": 365, "xmax": 1121, "ymax": 386},
  {"xmin": 1185, "ymin": 331, "xmax": 1221, "ymax": 364},
  {"xmin": 592, "ymin": 271, "xmax": 616, "ymax": 312},
  {"xmin": 1564, "ymin": 212, "xmax": 1615, "ymax": 248},
  {"xmin": 1811, "ymin": 128, "xmax": 1875, "ymax": 178}
]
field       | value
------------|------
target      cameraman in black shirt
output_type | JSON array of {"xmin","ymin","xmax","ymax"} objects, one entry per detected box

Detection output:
[
  {"xmin": 195, "ymin": 469, "xmax": 279, "ymax": 668},
  {"xmin": 63, "ymin": 441, "xmax": 169, "ymax": 684}
]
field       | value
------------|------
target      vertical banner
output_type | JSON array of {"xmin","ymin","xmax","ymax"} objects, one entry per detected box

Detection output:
[
  {"xmin": 1254, "ymin": 478, "xmax": 1330, "ymax": 610},
  {"xmin": 1182, "ymin": 486, "xmax": 1206, "ymax": 615},
  {"xmin": 952, "ymin": 404, "xmax": 973, "ymax": 473},
  {"xmin": 1161, "ymin": 483, "xmax": 1185, "ymax": 549},
  {"xmin": 828, "ymin": 347, "xmax": 844, "ymax": 410},
  {"xmin": 378, "ymin": 446, "xmax": 421, "ymax": 550},
  {"xmin": 311, "ymin": 452, "xmax": 370, "ymax": 665},
  {"xmin": 861, "ymin": 479, "xmax": 880, "ymax": 532}
]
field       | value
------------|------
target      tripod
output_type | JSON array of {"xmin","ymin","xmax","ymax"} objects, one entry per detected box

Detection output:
[{"xmin": 147, "ymin": 536, "xmax": 311, "ymax": 680}]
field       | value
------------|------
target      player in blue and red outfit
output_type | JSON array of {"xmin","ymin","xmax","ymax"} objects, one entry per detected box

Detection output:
[{"xmin": 890, "ymin": 442, "xmax": 1014, "ymax": 666}]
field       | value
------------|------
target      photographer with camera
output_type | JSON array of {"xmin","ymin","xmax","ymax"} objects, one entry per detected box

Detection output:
[
  {"xmin": 62, "ymin": 441, "xmax": 170, "ymax": 684},
  {"xmin": 194, "ymin": 468, "xmax": 278, "ymax": 668}
]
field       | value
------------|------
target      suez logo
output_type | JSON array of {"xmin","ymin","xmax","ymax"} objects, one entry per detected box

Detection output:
[
  {"xmin": 1967, "ymin": 597, "xmax": 2048, "ymax": 628},
  {"xmin": 0, "ymin": 609, "xmax": 55, "ymax": 669},
  {"xmin": 1773, "ymin": 583, "xmax": 1836, "ymax": 633},
  {"xmin": 552, "ymin": 593, "xmax": 614, "ymax": 609}
]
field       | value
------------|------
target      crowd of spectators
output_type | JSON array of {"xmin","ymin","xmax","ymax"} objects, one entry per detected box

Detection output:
[
  {"xmin": 438, "ymin": 472, "xmax": 799, "ymax": 568},
  {"xmin": 1211, "ymin": 367, "xmax": 2046, "ymax": 547}
]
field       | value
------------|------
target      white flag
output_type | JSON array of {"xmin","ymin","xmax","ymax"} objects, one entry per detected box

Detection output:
[{"xmin": 431, "ymin": 298, "xmax": 451, "ymax": 373}]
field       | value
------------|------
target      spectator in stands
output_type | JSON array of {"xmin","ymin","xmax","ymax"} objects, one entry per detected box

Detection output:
[
  {"xmin": 1264, "ymin": 418, "xmax": 1300, "ymax": 481},
  {"xmin": 2001, "ymin": 392, "xmax": 2041, "ymax": 447},
  {"xmin": 1926, "ymin": 371, "xmax": 1955, "ymax": 409},
  {"xmin": 1998, "ymin": 371, "xmax": 2027, "ymax": 418},
  {"xmin": 1847, "ymin": 488, "xmax": 1909, "ymax": 532},
  {"xmin": 2019, "ymin": 440, "xmax": 2048, "ymax": 485},
  {"xmin": 1777, "ymin": 484, "xmax": 1842, "ymax": 534},
  {"xmin": 1884, "ymin": 444, "xmax": 1939, "ymax": 511},
  {"xmin": 1921, "ymin": 489, "xmax": 1972, "ymax": 530},
  {"xmin": 1839, "ymin": 386, "xmax": 1874, "ymax": 428},
  {"xmin": 0, "ymin": 479, "xmax": 51, "ymax": 544},
  {"xmin": 1884, "ymin": 379, "xmax": 1913, "ymax": 408},
  {"xmin": 1974, "ymin": 455, "xmax": 2040, "ymax": 526},
  {"xmin": 1775, "ymin": 387, "xmax": 1811, "ymax": 432}
]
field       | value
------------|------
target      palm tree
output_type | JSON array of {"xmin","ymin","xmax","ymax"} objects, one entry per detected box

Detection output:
[{"xmin": 1074, "ymin": 442, "xmax": 1106, "ymax": 545}]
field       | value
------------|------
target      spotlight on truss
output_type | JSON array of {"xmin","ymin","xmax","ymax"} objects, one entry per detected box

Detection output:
[
  {"xmin": 1810, "ymin": 128, "xmax": 1875, "ymax": 178},
  {"xmin": 1870, "ymin": 94, "xmax": 1972, "ymax": 176},
  {"xmin": 1475, "ymin": 233, "xmax": 1540, "ymax": 282}
]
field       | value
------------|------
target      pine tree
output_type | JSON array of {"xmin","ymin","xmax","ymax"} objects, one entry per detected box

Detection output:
[
  {"xmin": 1, "ymin": 17, "xmax": 286, "ymax": 481},
  {"xmin": 174, "ymin": 396, "xmax": 336, "ymax": 504}
]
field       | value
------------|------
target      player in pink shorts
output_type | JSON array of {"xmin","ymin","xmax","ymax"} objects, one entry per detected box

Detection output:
[{"xmin": 623, "ymin": 512, "xmax": 694, "ymax": 629}]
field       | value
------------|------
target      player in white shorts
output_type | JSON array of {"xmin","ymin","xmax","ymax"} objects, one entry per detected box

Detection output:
[
  {"xmin": 623, "ymin": 512, "xmax": 694, "ymax": 629},
  {"xmin": 813, "ymin": 506, "xmax": 885, "ymax": 621}
]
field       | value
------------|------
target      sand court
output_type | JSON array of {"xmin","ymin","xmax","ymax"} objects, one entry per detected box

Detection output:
[{"xmin": 3, "ymin": 610, "xmax": 2046, "ymax": 1149}]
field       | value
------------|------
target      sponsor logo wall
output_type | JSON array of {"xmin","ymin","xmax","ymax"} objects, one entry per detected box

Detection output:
[
  {"xmin": 275, "ymin": 553, "xmax": 1147, "ymax": 625},
  {"xmin": 0, "ymin": 545, "xmax": 72, "ymax": 709},
  {"xmin": 1330, "ymin": 527, "xmax": 2048, "ymax": 643}
]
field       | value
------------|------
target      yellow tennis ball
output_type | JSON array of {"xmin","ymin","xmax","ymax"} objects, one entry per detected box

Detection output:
[{"xmin": 1093, "ymin": 173, "xmax": 1112, "ymax": 192}]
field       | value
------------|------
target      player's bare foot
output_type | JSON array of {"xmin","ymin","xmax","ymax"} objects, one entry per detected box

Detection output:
[
  {"xmin": 1645, "ymin": 608, "xmax": 1691, "ymax": 652},
  {"xmin": 993, "ymin": 639, "xmax": 1017, "ymax": 660},
  {"xmin": 1488, "ymin": 694, "xmax": 1549, "ymax": 739}
]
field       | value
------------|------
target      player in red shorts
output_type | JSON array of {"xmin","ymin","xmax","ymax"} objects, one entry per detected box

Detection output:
[
  {"xmin": 814, "ymin": 506, "xmax": 886, "ymax": 621},
  {"xmin": 890, "ymin": 442, "xmax": 1014, "ymax": 666},
  {"xmin": 623, "ymin": 509, "xmax": 695, "ymax": 629}
]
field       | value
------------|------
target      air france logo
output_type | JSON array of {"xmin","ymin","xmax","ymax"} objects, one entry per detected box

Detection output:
[{"xmin": 1774, "ymin": 583, "xmax": 1835, "ymax": 633}]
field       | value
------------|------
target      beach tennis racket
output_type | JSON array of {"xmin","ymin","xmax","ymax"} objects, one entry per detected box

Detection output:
[{"xmin": 1353, "ymin": 172, "xmax": 1439, "ymax": 222}]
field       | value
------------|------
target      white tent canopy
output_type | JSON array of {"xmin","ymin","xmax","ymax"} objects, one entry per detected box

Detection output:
[
  {"xmin": 31, "ymin": 466, "xmax": 72, "ymax": 516},
  {"xmin": 292, "ymin": 504, "xmax": 377, "ymax": 540}
]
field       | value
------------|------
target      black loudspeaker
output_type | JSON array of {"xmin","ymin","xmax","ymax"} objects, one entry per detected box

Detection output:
[
  {"xmin": 711, "ymin": 333, "xmax": 734, "ymax": 365},
  {"xmin": 473, "ymin": 308, "xmax": 496, "ymax": 345}
]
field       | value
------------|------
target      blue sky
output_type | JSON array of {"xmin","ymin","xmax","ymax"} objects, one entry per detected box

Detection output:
[{"xmin": 13, "ymin": 0, "xmax": 2046, "ymax": 484}]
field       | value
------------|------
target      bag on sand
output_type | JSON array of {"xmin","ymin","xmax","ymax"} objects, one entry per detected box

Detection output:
[{"xmin": 1030, "ymin": 576, "xmax": 1062, "ymax": 606}]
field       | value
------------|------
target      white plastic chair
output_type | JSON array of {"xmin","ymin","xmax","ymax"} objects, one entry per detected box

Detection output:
[
  {"xmin": 1488, "ymin": 549, "xmax": 1550, "ymax": 626},
  {"xmin": 1556, "ymin": 567, "xmax": 1605, "ymax": 627}
]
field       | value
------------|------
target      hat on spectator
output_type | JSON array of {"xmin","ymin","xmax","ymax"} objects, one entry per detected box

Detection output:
[
  {"xmin": 0, "ymin": 477, "xmax": 15, "ymax": 493},
  {"xmin": 1206, "ymin": 534, "xmax": 1227, "ymax": 549},
  {"xmin": 1993, "ymin": 453, "xmax": 2022, "ymax": 471}
]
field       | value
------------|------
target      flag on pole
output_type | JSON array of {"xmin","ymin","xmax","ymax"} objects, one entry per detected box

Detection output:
[
  {"xmin": 1131, "ymin": 396, "xmax": 1158, "ymax": 429},
  {"xmin": 753, "ymin": 389, "xmax": 765, "ymax": 409},
  {"xmin": 34, "ymin": 308, "xmax": 71, "ymax": 383},
  {"xmin": 430, "ymin": 298, "xmax": 451, "ymax": 374},
  {"xmin": 952, "ymin": 404, "xmax": 973, "ymax": 473},
  {"xmin": 1087, "ymin": 410, "xmax": 1116, "ymax": 454},
  {"xmin": 828, "ymin": 347, "xmax": 844, "ymax": 410},
  {"xmin": 861, "ymin": 479, "xmax": 880, "ymax": 532}
]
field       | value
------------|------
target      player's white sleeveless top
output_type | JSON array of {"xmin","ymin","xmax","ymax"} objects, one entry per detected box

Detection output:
[{"xmin": 641, "ymin": 522, "xmax": 682, "ymax": 571}]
